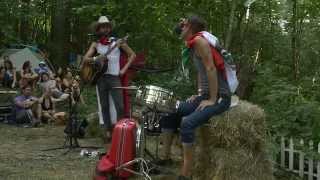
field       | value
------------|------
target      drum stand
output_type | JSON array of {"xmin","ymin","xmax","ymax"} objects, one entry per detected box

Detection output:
[
  {"xmin": 141, "ymin": 106, "xmax": 162, "ymax": 161},
  {"xmin": 137, "ymin": 105, "xmax": 179, "ymax": 177},
  {"xmin": 108, "ymin": 86, "xmax": 176, "ymax": 178}
]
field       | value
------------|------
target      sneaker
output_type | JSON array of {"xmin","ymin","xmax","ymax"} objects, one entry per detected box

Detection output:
[{"xmin": 23, "ymin": 124, "xmax": 32, "ymax": 128}]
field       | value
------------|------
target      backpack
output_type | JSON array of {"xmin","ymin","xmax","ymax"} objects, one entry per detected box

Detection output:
[{"xmin": 219, "ymin": 49, "xmax": 238, "ymax": 93}]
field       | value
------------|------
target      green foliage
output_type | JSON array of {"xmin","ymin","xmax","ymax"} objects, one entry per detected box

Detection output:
[
  {"xmin": 1, "ymin": 0, "xmax": 320, "ymax": 146},
  {"xmin": 251, "ymin": 63, "xmax": 320, "ymax": 141}
]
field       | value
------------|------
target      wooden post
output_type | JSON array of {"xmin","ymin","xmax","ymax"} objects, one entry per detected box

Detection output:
[
  {"xmin": 289, "ymin": 138, "xmax": 294, "ymax": 170},
  {"xmin": 299, "ymin": 139, "xmax": 305, "ymax": 177},
  {"xmin": 280, "ymin": 136, "xmax": 285, "ymax": 168},
  {"xmin": 317, "ymin": 143, "xmax": 320, "ymax": 180}
]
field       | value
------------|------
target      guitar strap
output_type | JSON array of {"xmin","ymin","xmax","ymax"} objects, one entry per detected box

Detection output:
[
  {"xmin": 100, "ymin": 61, "xmax": 109, "ymax": 75},
  {"xmin": 91, "ymin": 36, "xmax": 127, "ymax": 84},
  {"xmin": 99, "ymin": 39, "xmax": 117, "ymax": 75}
]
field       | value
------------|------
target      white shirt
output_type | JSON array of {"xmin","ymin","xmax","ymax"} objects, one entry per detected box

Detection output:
[{"xmin": 96, "ymin": 41, "xmax": 121, "ymax": 76}]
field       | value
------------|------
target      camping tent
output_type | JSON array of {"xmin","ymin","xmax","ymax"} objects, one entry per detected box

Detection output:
[{"xmin": 0, "ymin": 48, "xmax": 52, "ymax": 72}]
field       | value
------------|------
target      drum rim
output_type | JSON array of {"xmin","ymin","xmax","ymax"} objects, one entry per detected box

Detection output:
[{"xmin": 143, "ymin": 85, "xmax": 174, "ymax": 95}]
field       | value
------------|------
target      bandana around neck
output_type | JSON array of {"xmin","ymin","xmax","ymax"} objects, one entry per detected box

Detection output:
[
  {"xmin": 99, "ymin": 36, "xmax": 110, "ymax": 45},
  {"xmin": 182, "ymin": 31, "xmax": 226, "ymax": 78}
]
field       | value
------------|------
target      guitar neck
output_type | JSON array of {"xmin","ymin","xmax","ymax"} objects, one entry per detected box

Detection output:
[
  {"xmin": 104, "ymin": 43, "xmax": 118, "ymax": 56},
  {"xmin": 104, "ymin": 35, "xmax": 128, "ymax": 57}
]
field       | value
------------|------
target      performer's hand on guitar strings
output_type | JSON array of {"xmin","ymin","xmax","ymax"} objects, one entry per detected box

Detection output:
[{"xmin": 94, "ymin": 54, "xmax": 106, "ymax": 61}]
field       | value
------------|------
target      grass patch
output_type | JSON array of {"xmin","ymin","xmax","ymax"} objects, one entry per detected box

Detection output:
[{"xmin": 0, "ymin": 124, "xmax": 103, "ymax": 180}]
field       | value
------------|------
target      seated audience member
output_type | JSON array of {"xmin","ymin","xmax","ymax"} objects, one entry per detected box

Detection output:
[
  {"xmin": 54, "ymin": 112, "xmax": 67, "ymax": 126},
  {"xmin": 55, "ymin": 77, "xmax": 63, "ymax": 91},
  {"xmin": 19, "ymin": 61, "xmax": 38, "ymax": 89},
  {"xmin": 1, "ymin": 56, "xmax": 16, "ymax": 88},
  {"xmin": 66, "ymin": 67, "xmax": 72, "ymax": 73},
  {"xmin": 39, "ymin": 89, "xmax": 64, "ymax": 124},
  {"xmin": 70, "ymin": 75, "xmax": 85, "ymax": 105},
  {"xmin": 55, "ymin": 67, "xmax": 64, "ymax": 79},
  {"xmin": 34, "ymin": 61, "xmax": 53, "ymax": 77},
  {"xmin": 0, "ymin": 66, "xmax": 4, "ymax": 85},
  {"xmin": 39, "ymin": 72, "xmax": 69, "ymax": 101},
  {"xmin": 14, "ymin": 84, "xmax": 41, "ymax": 126},
  {"xmin": 62, "ymin": 69, "xmax": 74, "ymax": 93},
  {"xmin": 53, "ymin": 67, "xmax": 64, "ymax": 91}
]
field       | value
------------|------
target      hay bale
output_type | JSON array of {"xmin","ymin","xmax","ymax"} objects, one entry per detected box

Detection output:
[{"xmin": 194, "ymin": 100, "xmax": 274, "ymax": 180}]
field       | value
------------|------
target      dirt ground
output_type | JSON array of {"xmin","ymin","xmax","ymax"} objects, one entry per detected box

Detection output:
[
  {"xmin": 0, "ymin": 123, "xmax": 180, "ymax": 180},
  {"xmin": 0, "ymin": 123, "xmax": 301, "ymax": 180},
  {"xmin": 0, "ymin": 124, "xmax": 102, "ymax": 180}
]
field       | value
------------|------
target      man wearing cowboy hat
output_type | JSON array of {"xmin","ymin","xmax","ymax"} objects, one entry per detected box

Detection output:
[{"xmin": 84, "ymin": 16, "xmax": 136, "ymax": 141}]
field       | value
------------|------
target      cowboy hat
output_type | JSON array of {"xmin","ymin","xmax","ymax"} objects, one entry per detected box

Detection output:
[
  {"xmin": 98, "ymin": 16, "xmax": 110, "ymax": 24},
  {"xmin": 90, "ymin": 16, "xmax": 113, "ymax": 33}
]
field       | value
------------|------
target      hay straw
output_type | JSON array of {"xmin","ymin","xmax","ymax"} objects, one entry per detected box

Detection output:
[{"xmin": 194, "ymin": 100, "xmax": 274, "ymax": 180}]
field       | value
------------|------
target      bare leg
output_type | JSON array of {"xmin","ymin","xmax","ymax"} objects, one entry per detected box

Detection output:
[
  {"xmin": 31, "ymin": 104, "xmax": 41, "ymax": 126},
  {"xmin": 42, "ymin": 112, "xmax": 55, "ymax": 124},
  {"xmin": 181, "ymin": 145, "xmax": 193, "ymax": 177}
]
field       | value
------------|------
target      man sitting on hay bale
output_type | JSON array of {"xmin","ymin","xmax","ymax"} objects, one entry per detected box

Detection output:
[{"xmin": 160, "ymin": 15, "xmax": 232, "ymax": 180}]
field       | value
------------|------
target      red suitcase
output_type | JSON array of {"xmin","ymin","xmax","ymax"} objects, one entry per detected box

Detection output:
[{"xmin": 95, "ymin": 118, "xmax": 137, "ymax": 179}]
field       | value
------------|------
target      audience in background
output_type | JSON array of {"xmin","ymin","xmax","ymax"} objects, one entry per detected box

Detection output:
[
  {"xmin": 1, "ymin": 56, "xmax": 16, "ymax": 88},
  {"xmin": 39, "ymin": 88, "xmax": 66, "ymax": 124},
  {"xmin": 62, "ymin": 68, "xmax": 74, "ymax": 93},
  {"xmin": 55, "ymin": 67, "xmax": 64, "ymax": 79},
  {"xmin": 34, "ymin": 61, "xmax": 53, "ymax": 78},
  {"xmin": 55, "ymin": 77, "xmax": 63, "ymax": 92},
  {"xmin": 0, "ymin": 66, "xmax": 4, "ymax": 85},
  {"xmin": 39, "ymin": 72, "xmax": 69, "ymax": 101},
  {"xmin": 54, "ymin": 67, "xmax": 64, "ymax": 91},
  {"xmin": 19, "ymin": 61, "xmax": 38, "ymax": 89},
  {"xmin": 14, "ymin": 84, "xmax": 41, "ymax": 127},
  {"xmin": 70, "ymin": 75, "xmax": 85, "ymax": 105},
  {"xmin": 1, "ymin": 58, "xmax": 86, "ymax": 129},
  {"xmin": 39, "ymin": 89, "xmax": 55, "ymax": 123}
]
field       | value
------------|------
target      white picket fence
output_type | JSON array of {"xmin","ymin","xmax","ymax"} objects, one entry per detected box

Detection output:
[{"xmin": 280, "ymin": 136, "xmax": 320, "ymax": 180}]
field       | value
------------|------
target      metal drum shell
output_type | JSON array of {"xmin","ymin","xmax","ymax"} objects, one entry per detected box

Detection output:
[{"xmin": 134, "ymin": 85, "xmax": 176, "ymax": 112}]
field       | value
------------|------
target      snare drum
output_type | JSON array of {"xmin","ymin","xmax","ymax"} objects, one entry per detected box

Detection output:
[{"xmin": 135, "ymin": 85, "xmax": 176, "ymax": 112}]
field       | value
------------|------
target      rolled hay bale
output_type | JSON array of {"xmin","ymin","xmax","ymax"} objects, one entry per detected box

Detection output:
[{"xmin": 194, "ymin": 100, "xmax": 274, "ymax": 180}]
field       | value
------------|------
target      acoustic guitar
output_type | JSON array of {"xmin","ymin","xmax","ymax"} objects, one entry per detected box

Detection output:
[{"xmin": 80, "ymin": 35, "xmax": 129, "ymax": 85}]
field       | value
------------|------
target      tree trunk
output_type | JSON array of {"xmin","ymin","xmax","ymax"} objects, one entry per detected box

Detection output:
[
  {"xmin": 225, "ymin": 0, "xmax": 237, "ymax": 50},
  {"xmin": 20, "ymin": 0, "xmax": 30, "ymax": 42},
  {"xmin": 291, "ymin": 0, "xmax": 299, "ymax": 80},
  {"xmin": 50, "ymin": 0, "xmax": 71, "ymax": 67}
]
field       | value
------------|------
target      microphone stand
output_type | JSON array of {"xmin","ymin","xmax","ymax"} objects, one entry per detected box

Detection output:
[{"xmin": 42, "ymin": 83, "xmax": 101, "ymax": 155}]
